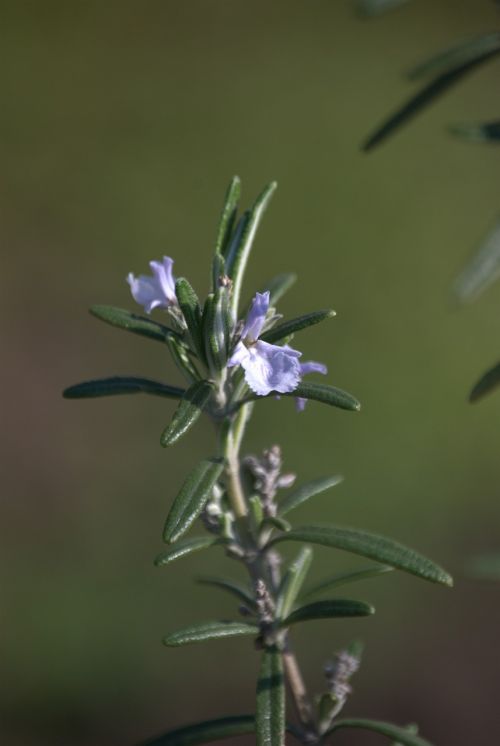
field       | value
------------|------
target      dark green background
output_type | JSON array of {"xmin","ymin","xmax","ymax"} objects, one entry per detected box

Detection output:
[{"xmin": 2, "ymin": 1, "xmax": 500, "ymax": 744}]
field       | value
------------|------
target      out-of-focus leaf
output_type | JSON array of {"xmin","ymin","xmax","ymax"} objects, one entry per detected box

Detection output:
[
  {"xmin": 163, "ymin": 458, "xmax": 224, "ymax": 543},
  {"xmin": 449, "ymin": 120, "xmax": 500, "ymax": 143},
  {"xmin": 258, "ymin": 272, "xmax": 297, "ymax": 307},
  {"xmin": 196, "ymin": 576, "xmax": 257, "ymax": 609},
  {"xmin": 63, "ymin": 376, "xmax": 185, "ymax": 400},
  {"xmin": 326, "ymin": 718, "xmax": 432, "ymax": 746},
  {"xmin": 363, "ymin": 43, "xmax": 500, "ymax": 152},
  {"xmin": 279, "ymin": 475, "xmax": 343, "ymax": 517},
  {"xmin": 408, "ymin": 32, "xmax": 500, "ymax": 80},
  {"xmin": 89, "ymin": 305, "xmax": 177, "ymax": 343},
  {"xmin": 260, "ymin": 516, "xmax": 292, "ymax": 533},
  {"xmin": 140, "ymin": 715, "xmax": 255, "ymax": 746},
  {"xmin": 454, "ymin": 217, "xmax": 500, "ymax": 302},
  {"xmin": 301, "ymin": 565, "xmax": 393, "ymax": 600},
  {"xmin": 216, "ymin": 176, "xmax": 241, "ymax": 258},
  {"xmin": 160, "ymin": 380, "xmax": 213, "ymax": 447},
  {"xmin": 256, "ymin": 648, "xmax": 285, "ymax": 746},
  {"xmin": 269, "ymin": 525, "xmax": 453, "ymax": 586},
  {"xmin": 175, "ymin": 278, "xmax": 204, "ymax": 359},
  {"xmin": 163, "ymin": 620, "xmax": 258, "ymax": 647},
  {"xmin": 466, "ymin": 553, "xmax": 500, "ymax": 580},
  {"xmin": 391, "ymin": 724, "xmax": 419, "ymax": 746},
  {"xmin": 261, "ymin": 309, "xmax": 336, "ymax": 345},
  {"xmin": 243, "ymin": 382, "xmax": 360, "ymax": 412},
  {"xmin": 226, "ymin": 181, "xmax": 278, "ymax": 316},
  {"xmin": 275, "ymin": 547, "xmax": 313, "ymax": 620},
  {"xmin": 280, "ymin": 599, "xmax": 374, "ymax": 627},
  {"xmin": 356, "ymin": 0, "xmax": 410, "ymax": 18},
  {"xmin": 154, "ymin": 536, "xmax": 221, "ymax": 567},
  {"xmin": 469, "ymin": 360, "xmax": 500, "ymax": 403}
]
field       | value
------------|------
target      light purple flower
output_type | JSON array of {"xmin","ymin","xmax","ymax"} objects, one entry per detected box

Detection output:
[
  {"xmin": 295, "ymin": 360, "xmax": 327, "ymax": 412},
  {"xmin": 127, "ymin": 256, "xmax": 177, "ymax": 313},
  {"xmin": 228, "ymin": 291, "xmax": 302, "ymax": 396}
]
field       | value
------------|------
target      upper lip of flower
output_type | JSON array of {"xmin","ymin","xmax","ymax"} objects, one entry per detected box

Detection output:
[{"xmin": 127, "ymin": 255, "xmax": 177, "ymax": 313}]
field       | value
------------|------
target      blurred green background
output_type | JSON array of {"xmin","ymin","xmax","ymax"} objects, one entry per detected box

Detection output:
[{"xmin": 2, "ymin": 1, "xmax": 500, "ymax": 744}]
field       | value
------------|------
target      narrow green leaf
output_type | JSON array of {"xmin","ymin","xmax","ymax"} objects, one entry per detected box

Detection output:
[
  {"xmin": 227, "ymin": 181, "xmax": 278, "ymax": 317},
  {"xmin": 275, "ymin": 547, "xmax": 313, "ymax": 620},
  {"xmin": 160, "ymin": 380, "xmax": 213, "ymax": 447},
  {"xmin": 258, "ymin": 272, "xmax": 297, "ymax": 307},
  {"xmin": 279, "ymin": 475, "xmax": 343, "ymax": 517},
  {"xmin": 408, "ymin": 32, "xmax": 500, "ymax": 80},
  {"xmin": 454, "ymin": 217, "xmax": 500, "ymax": 303},
  {"xmin": 261, "ymin": 309, "xmax": 336, "ymax": 345},
  {"xmin": 140, "ymin": 715, "xmax": 255, "ymax": 746},
  {"xmin": 449, "ymin": 120, "xmax": 500, "ymax": 143},
  {"xmin": 175, "ymin": 278, "xmax": 204, "ymax": 359},
  {"xmin": 357, "ymin": 0, "xmax": 410, "ymax": 17},
  {"xmin": 391, "ymin": 724, "xmax": 419, "ymax": 746},
  {"xmin": 163, "ymin": 458, "xmax": 224, "ymax": 543},
  {"xmin": 166, "ymin": 334, "xmax": 201, "ymax": 385},
  {"xmin": 196, "ymin": 576, "xmax": 256, "ymax": 609},
  {"xmin": 203, "ymin": 285, "xmax": 232, "ymax": 372},
  {"xmin": 256, "ymin": 648, "xmax": 285, "ymax": 746},
  {"xmin": 327, "ymin": 718, "xmax": 432, "ymax": 746},
  {"xmin": 140, "ymin": 715, "xmax": 301, "ymax": 746},
  {"xmin": 89, "ymin": 305, "xmax": 177, "ymax": 344},
  {"xmin": 242, "ymin": 382, "xmax": 360, "ymax": 412},
  {"xmin": 261, "ymin": 516, "xmax": 291, "ymax": 533},
  {"xmin": 363, "ymin": 45, "xmax": 500, "ymax": 152},
  {"xmin": 163, "ymin": 620, "xmax": 258, "ymax": 647},
  {"xmin": 269, "ymin": 525, "xmax": 453, "ymax": 587},
  {"xmin": 280, "ymin": 599, "xmax": 374, "ymax": 627},
  {"xmin": 469, "ymin": 360, "xmax": 500, "ymax": 403},
  {"xmin": 63, "ymin": 376, "xmax": 185, "ymax": 400},
  {"xmin": 215, "ymin": 175, "xmax": 241, "ymax": 257},
  {"xmin": 154, "ymin": 536, "xmax": 221, "ymax": 567},
  {"xmin": 301, "ymin": 565, "xmax": 393, "ymax": 601}
]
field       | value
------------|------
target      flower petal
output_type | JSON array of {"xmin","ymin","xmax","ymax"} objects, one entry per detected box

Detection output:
[
  {"xmin": 227, "ymin": 341, "xmax": 250, "ymax": 368},
  {"xmin": 296, "ymin": 359, "xmax": 328, "ymax": 412},
  {"xmin": 242, "ymin": 291, "xmax": 270, "ymax": 342},
  {"xmin": 299, "ymin": 360, "xmax": 328, "ymax": 376},
  {"xmin": 127, "ymin": 272, "xmax": 169, "ymax": 313},
  {"xmin": 150, "ymin": 256, "xmax": 177, "ymax": 304},
  {"xmin": 241, "ymin": 340, "xmax": 302, "ymax": 396}
]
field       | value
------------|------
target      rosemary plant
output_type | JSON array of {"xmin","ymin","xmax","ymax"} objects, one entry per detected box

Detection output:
[{"xmin": 64, "ymin": 178, "xmax": 453, "ymax": 746}]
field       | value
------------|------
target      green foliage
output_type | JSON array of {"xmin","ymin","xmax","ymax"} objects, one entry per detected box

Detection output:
[
  {"xmin": 275, "ymin": 547, "xmax": 313, "ymax": 620},
  {"xmin": 160, "ymin": 381, "xmax": 214, "ymax": 447},
  {"xmin": 163, "ymin": 458, "xmax": 224, "ymax": 543},
  {"xmin": 325, "ymin": 718, "xmax": 432, "ymax": 746},
  {"xmin": 89, "ymin": 304, "xmax": 176, "ymax": 343},
  {"xmin": 279, "ymin": 475, "xmax": 343, "ymax": 517},
  {"xmin": 226, "ymin": 181, "xmax": 277, "ymax": 316},
  {"xmin": 281, "ymin": 599, "xmax": 374, "ymax": 627},
  {"xmin": 163, "ymin": 620, "xmax": 258, "ymax": 647},
  {"xmin": 469, "ymin": 360, "xmax": 500, "ymax": 403},
  {"xmin": 242, "ymin": 382, "xmax": 361, "ymax": 412},
  {"xmin": 301, "ymin": 565, "xmax": 393, "ymax": 600},
  {"xmin": 154, "ymin": 536, "xmax": 221, "ymax": 567},
  {"xmin": 63, "ymin": 376, "xmax": 185, "ymax": 400},
  {"xmin": 261, "ymin": 309, "xmax": 336, "ymax": 345},
  {"xmin": 270, "ymin": 525, "xmax": 453, "ymax": 586},
  {"xmin": 256, "ymin": 648, "xmax": 285, "ymax": 746},
  {"xmin": 175, "ymin": 278, "xmax": 204, "ymax": 359},
  {"xmin": 140, "ymin": 715, "xmax": 255, "ymax": 746},
  {"xmin": 363, "ymin": 33, "xmax": 500, "ymax": 151},
  {"xmin": 196, "ymin": 577, "xmax": 257, "ymax": 610}
]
